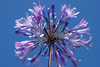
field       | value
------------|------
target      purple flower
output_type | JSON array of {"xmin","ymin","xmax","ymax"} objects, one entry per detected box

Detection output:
[
  {"xmin": 15, "ymin": 40, "xmax": 34, "ymax": 47},
  {"xmin": 14, "ymin": 2, "xmax": 92, "ymax": 67},
  {"xmin": 61, "ymin": 5, "xmax": 80, "ymax": 20},
  {"xmin": 58, "ymin": 51, "xmax": 66, "ymax": 65},
  {"xmin": 68, "ymin": 56, "xmax": 81, "ymax": 67},
  {"xmin": 69, "ymin": 18, "xmax": 90, "ymax": 36},
  {"xmin": 14, "ymin": 44, "xmax": 35, "ymax": 65},
  {"xmin": 72, "ymin": 27, "xmax": 90, "ymax": 35},
  {"xmin": 28, "ymin": 2, "xmax": 45, "ymax": 23},
  {"xmin": 15, "ymin": 12, "xmax": 45, "ymax": 37},
  {"xmin": 65, "ymin": 33, "xmax": 92, "ymax": 50},
  {"xmin": 71, "ymin": 18, "xmax": 88, "ymax": 31},
  {"xmin": 28, "ymin": 48, "xmax": 42, "ymax": 67}
]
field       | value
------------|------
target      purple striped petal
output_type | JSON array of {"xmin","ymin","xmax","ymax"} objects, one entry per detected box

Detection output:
[
  {"xmin": 71, "ymin": 35, "xmax": 83, "ymax": 41},
  {"xmin": 80, "ymin": 36, "xmax": 92, "ymax": 43},
  {"xmin": 15, "ymin": 29, "xmax": 27, "ymax": 34},
  {"xmin": 69, "ymin": 57, "xmax": 80, "ymax": 67},
  {"xmin": 61, "ymin": 5, "xmax": 67, "ymax": 15},
  {"xmin": 58, "ymin": 51, "xmax": 65, "ymax": 65},
  {"xmin": 71, "ymin": 18, "xmax": 88, "ymax": 31},
  {"xmin": 74, "ymin": 27, "xmax": 90, "ymax": 35},
  {"xmin": 15, "ymin": 40, "xmax": 34, "ymax": 47}
]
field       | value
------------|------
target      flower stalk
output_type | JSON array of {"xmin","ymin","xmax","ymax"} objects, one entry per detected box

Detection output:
[{"xmin": 48, "ymin": 42, "xmax": 52, "ymax": 67}]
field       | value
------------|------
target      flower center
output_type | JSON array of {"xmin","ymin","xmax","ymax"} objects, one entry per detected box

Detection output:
[{"xmin": 48, "ymin": 34, "xmax": 54, "ymax": 41}]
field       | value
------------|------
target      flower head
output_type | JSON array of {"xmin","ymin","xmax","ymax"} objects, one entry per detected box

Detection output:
[{"xmin": 14, "ymin": 2, "xmax": 92, "ymax": 67}]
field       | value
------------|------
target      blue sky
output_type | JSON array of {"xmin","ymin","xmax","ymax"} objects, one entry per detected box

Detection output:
[{"xmin": 0, "ymin": 0, "xmax": 100, "ymax": 67}]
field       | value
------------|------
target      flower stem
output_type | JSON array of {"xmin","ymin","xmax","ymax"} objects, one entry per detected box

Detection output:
[{"xmin": 48, "ymin": 42, "xmax": 52, "ymax": 67}]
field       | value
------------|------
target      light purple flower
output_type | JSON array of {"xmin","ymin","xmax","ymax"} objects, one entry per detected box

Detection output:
[
  {"xmin": 65, "ymin": 33, "xmax": 92, "ymax": 50},
  {"xmin": 15, "ymin": 40, "xmax": 34, "ymax": 47},
  {"xmin": 28, "ymin": 2, "xmax": 45, "ymax": 24},
  {"xmin": 14, "ymin": 2, "xmax": 92, "ymax": 67},
  {"xmin": 68, "ymin": 56, "xmax": 81, "ymax": 67},
  {"xmin": 15, "ymin": 13, "xmax": 45, "ymax": 37},
  {"xmin": 28, "ymin": 48, "xmax": 42, "ymax": 67},
  {"xmin": 29, "ymin": 2, "xmax": 44, "ymax": 15},
  {"xmin": 14, "ymin": 45, "xmax": 35, "ymax": 65},
  {"xmin": 58, "ymin": 51, "xmax": 66, "ymax": 65},
  {"xmin": 61, "ymin": 5, "xmax": 80, "ymax": 18},
  {"xmin": 72, "ymin": 27, "xmax": 90, "ymax": 35},
  {"xmin": 71, "ymin": 18, "xmax": 88, "ymax": 31}
]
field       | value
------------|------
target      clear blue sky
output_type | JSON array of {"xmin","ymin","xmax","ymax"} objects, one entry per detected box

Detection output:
[{"xmin": 0, "ymin": 0, "xmax": 100, "ymax": 67}]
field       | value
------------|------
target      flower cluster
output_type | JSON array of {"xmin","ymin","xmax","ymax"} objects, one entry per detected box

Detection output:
[{"xmin": 14, "ymin": 2, "xmax": 92, "ymax": 67}]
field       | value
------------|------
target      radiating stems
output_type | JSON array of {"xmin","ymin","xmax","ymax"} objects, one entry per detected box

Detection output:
[
  {"xmin": 54, "ymin": 43, "xmax": 64, "ymax": 52},
  {"xmin": 54, "ymin": 32, "xmax": 66, "ymax": 38},
  {"xmin": 46, "ymin": 18, "xmax": 51, "ymax": 35},
  {"xmin": 54, "ymin": 19, "xmax": 68, "ymax": 35},
  {"xmin": 44, "ymin": 28, "xmax": 50, "ymax": 38},
  {"xmin": 48, "ymin": 42, "xmax": 52, "ymax": 67},
  {"xmin": 47, "ymin": 8, "xmax": 52, "ymax": 34},
  {"xmin": 53, "ymin": 22, "xmax": 60, "ymax": 34},
  {"xmin": 56, "ymin": 41, "xmax": 68, "ymax": 55},
  {"xmin": 53, "ymin": 22, "xmax": 64, "ymax": 35},
  {"xmin": 53, "ymin": 43, "xmax": 61, "ymax": 67},
  {"xmin": 41, "ymin": 42, "xmax": 49, "ymax": 52}
]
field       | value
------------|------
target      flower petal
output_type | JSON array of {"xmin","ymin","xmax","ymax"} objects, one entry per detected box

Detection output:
[
  {"xmin": 15, "ymin": 41, "xmax": 33, "ymax": 47},
  {"xmin": 58, "ymin": 51, "xmax": 65, "ymax": 65}
]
